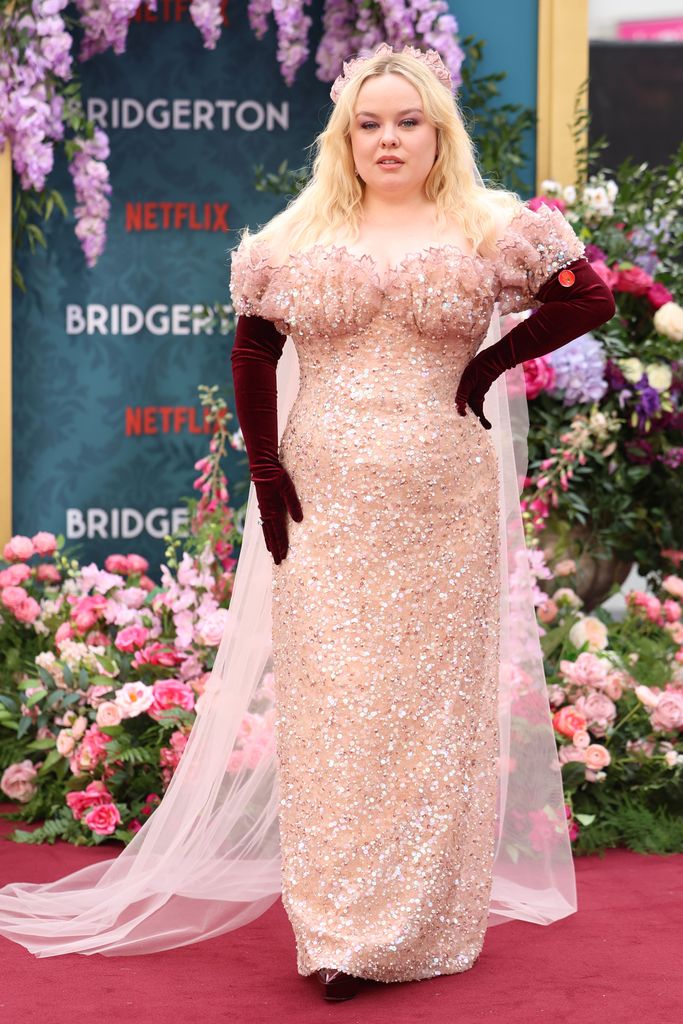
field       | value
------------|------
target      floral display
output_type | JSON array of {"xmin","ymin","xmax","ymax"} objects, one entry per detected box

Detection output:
[
  {"xmin": 515, "ymin": 142, "xmax": 683, "ymax": 581},
  {"xmin": 0, "ymin": 386, "xmax": 265, "ymax": 844}
]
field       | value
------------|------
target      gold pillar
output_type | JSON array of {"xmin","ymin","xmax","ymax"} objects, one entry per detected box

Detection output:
[
  {"xmin": 0, "ymin": 143, "xmax": 11, "ymax": 547},
  {"xmin": 537, "ymin": 0, "xmax": 590, "ymax": 191}
]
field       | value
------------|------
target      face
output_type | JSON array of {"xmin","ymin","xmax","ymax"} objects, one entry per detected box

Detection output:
[{"xmin": 349, "ymin": 72, "xmax": 438, "ymax": 196}]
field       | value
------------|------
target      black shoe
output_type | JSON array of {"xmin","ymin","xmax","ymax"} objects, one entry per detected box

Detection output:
[{"xmin": 316, "ymin": 967, "xmax": 361, "ymax": 1001}]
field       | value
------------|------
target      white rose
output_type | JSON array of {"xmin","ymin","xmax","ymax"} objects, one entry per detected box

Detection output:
[
  {"xmin": 653, "ymin": 302, "xmax": 683, "ymax": 342},
  {"xmin": 605, "ymin": 180, "xmax": 618, "ymax": 201},
  {"xmin": 562, "ymin": 185, "xmax": 576, "ymax": 204},
  {"xmin": 645, "ymin": 363, "xmax": 672, "ymax": 392},
  {"xmin": 664, "ymin": 750, "xmax": 678, "ymax": 768},
  {"xmin": 569, "ymin": 616, "xmax": 609, "ymax": 651},
  {"xmin": 114, "ymin": 681, "xmax": 155, "ymax": 718},
  {"xmin": 541, "ymin": 178, "xmax": 562, "ymax": 194},
  {"xmin": 619, "ymin": 358, "xmax": 645, "ymax": 384},
  {"xmin": 553, "ymin": 587, "xmax": 583, "ymax": 609}
]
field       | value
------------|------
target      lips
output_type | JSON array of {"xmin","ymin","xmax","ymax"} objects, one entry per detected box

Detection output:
[{"xmin": 377, "ymin": 158, "xmax": 404, "ymax": 165}]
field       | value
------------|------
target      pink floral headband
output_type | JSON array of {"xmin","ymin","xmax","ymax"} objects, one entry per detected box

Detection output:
[{"xmin": 330, "ymin": 42, "xmax": 453, "ymax": 104}]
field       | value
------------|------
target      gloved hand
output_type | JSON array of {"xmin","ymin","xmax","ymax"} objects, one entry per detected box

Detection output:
[
  {"xmin": 455, "ymin": 258, "xmax": 616, "ymax": 429},
  {"xmin": 231, "ymin": 314, "xmax": 303, "ymax": 564}
]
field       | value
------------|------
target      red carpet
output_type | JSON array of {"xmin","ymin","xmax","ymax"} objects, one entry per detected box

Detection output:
[{"xmin": 0, "ymin": 804, "xmax": 680, "ymax": 1024}]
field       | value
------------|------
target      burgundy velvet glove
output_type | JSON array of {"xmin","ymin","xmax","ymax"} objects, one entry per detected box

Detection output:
[
  {"xmin": 231, "ymin": 314, "xmax": 303, "ymax": 564},
  {"xmin": 455, "ymin": 258, "xmax": 616, "ymax": 429}
]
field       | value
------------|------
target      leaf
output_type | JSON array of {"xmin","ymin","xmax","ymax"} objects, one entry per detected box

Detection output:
[
  {"xmin": 574, "ymin": 813, "xmax": 596, "ymax": 826},
  {"xmin": 99, "ymin": 725, "xmax": 124, "ymax": 737},
  {"xmin": 38, "ymin": 749, "xmax": 64, "ymax": 774},
  {"xmin": 25, "ymin": 738, "xmax": 57, "ymax": 750},
  {"xmin": 36, "ymin": 666, "xmax": 56, "ymax": 687},
  {"xmin": 26, "ymin": 689, "xmax": 48, "ymax": 708}
]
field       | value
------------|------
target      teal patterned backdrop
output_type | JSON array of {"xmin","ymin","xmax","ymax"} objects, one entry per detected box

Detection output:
[{"xmin": 11, "ymin": 2, "xmax": 537, "ymax": 578}]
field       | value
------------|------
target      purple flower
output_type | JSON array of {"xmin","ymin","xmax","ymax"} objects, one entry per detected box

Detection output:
[
  {"xmin": 189, "ymin": 0, "xmax": 224, "ymax": 50},
  {"xmin": 547, "ymin": 333, "xmax": 608, "ymax": 406},
  {"xmin": 584, "ymin": 242, "xmax": 607, "ymax": 263},
  {"xmin": 604, "ymin": 358, "xmax": 628, "ymax": 391},
  {"xmin": 659, "ymin": 447, "xmax": 683, "ymax": 469},
  {"xmin": 67, "ymin": 128, "xmax": 112, "ymax": 268}
]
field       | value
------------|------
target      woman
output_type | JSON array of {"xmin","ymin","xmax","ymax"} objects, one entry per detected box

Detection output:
[
  {"xmin": 0, "ymin": 42, "xmax": 614, "ymax": 1005},
  {"xmin": 229, "ymin": 42, "xmax": 614, "ymax": 1001}
]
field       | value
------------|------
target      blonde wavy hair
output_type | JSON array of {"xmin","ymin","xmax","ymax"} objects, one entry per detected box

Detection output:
[{"xmin": 232, "ymin": 48, "xmax": 527, "ymax": 264}]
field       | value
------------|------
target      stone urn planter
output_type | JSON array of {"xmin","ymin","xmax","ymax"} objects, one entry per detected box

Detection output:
[{"xmin": 539, "ymin": 522, "xmax": 634, "ymax": 612}]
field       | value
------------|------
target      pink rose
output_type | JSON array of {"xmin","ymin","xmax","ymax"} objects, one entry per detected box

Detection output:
[
  {"xmin": 85, "ymin": 630, "xmax": 109, "ymax": 647},
  {"xmin": 546, "ymin": 684, "xmax": 567, "ymax": 708},
  {"xmin": 558, "ymin": 745, "xmax": 586, "ymax": 764},
  {"xmin": 86, "ymin": 684, "xmax": 115, "ymax": 707},
  {"xmin": 115, "ymin": 624, "xmax": 150, "ymax": 652},
  {"xmin": 132, "ymin": 643, "xmax": 185, "ymax": 668},
  {"xmin": 56, "ymin": 729, "xmax": 76, "ymax": 756},
  {"xmin": 587, "ymin": 259, "xmax": 618, "ymax": 290},
  {"xmin": 15, "ymin": 595, "xmax": 40, "ymax": 623},
  {"xmin": 559, "ymin": 652, "xmax": 610, "ymax": 689},
  {"xmin": 70, "ymin": 593, "xmax": 109, "ymax": 633},
  {"xmin": 584, "ymin": 743, "xmax": 611, "ymax": 769},
  {"xmin": 552, "ymin": 705, "xmax": 588, "ymax": 738},
  {"xmin": 572, "ymin": 729, "xmax": 591, "ymax": 750},
  {"xmin": 647, "ymin": 282, "xmax": 674, "ymax": 310},
  {"xmin": 31, "ymin": 531, "xmax": 57, "ymax": 556},
  {"xmin": 0, "ymin": 563, "xmax": 31, "ymax": 587},
  {"xmin": 84, "ymin": 802, "xmax": 121, "ymax": 835},
  {"xmin": 537, "ymin": 599, "xmax": 558, "ymax": 624},
  {"xmin": 55, "ymin": 621, "xmax": 73, "ymax": 646},
  {"xmin": 662, "ymin": 575, "xmax": 683, "ymax": 599},
  {"xmin": 126, "ymin": 554, "xmax": 149, "ymax": 574},
  {"xmin": 523, "ymin": 356, "xmax": 556, "ymax": 400},
  {"xmin": 95, "ymin": 701, "xmax": 122, "ymax": 727},
  {"xmin": 36, "ymin": 563, "xmax": 61, "ymax": 583},
  {"xmin": 169, "ymin": 729, "xmax": 189, "ymax": 754},
  {"xmin": 148, "ymin": 679, "xmax": 195, "ymax": 720},
  {"xmin": 104, "ymin": 554, "xmax": 130, "ymax": 574},
  {"xmin": 603, "ymin": 671, "xmax": 624, "ymax": 702},
  {"xmin": 66, "ymin": 780, "xmax": 113, "ymax": 820},
  {"xmin": 1, "ymin": 586, "xmax": 28, "ymax": 611},
  {"xmin": 650, "ymin": 690, "xmax": 683, "ymax": 732},
  {"xmin": 71, "ymin": 715, "xmax": 88, "ymax": 739},
  {"xmin": 3, "ymin": 535, "xmax": 35, "ymax": 562},
  {"xmin": 663, "ymin": 600, "xmax": 682, "ymax": 623},
  {"xmin": 1, "ymin": 760, "xmax": 38, "ymax": 803},
  {"xmin": 573, "ymin": 691, "xmax": 617, "ymax": 738},
  {"xmin": 615, "ymin": 266, "xmax": 653, "ymax": 296}
]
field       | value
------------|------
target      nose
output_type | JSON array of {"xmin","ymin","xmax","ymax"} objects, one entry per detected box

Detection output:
[{"xmin": 379, "ymin": 124, "xmax": 399, "ymax": 147}]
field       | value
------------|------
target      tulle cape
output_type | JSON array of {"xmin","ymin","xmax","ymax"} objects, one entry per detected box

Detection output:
[{"xmin": 0, "ymin": 302, "xmax": 576, "ymax": 957}]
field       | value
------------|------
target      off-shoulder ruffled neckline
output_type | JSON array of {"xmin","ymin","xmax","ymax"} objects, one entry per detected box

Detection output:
[
  {"xmin": 241, "ymin": 240, "xmax": 486, "ymax": 293},
  {"xmin": 233, "ymin": 205, "xmax": 561, "ymax": 293}
]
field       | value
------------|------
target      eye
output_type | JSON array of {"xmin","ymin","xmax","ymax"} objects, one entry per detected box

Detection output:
[{"xmin": 358, "ymin": 118, "xmax": 420, "ymax": 130}]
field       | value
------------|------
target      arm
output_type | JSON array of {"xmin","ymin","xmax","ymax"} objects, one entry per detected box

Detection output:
[
  {"xmin": 455, "ymin": 258, "xmax": 616, "ymax": 429},
  {"xmin": 231, "ymin": 314, "xmax": 303, "ymax": 563}
]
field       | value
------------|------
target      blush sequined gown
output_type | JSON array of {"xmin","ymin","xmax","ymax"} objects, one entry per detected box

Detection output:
[{"xmin": 229, "ymin": 203, "xmax": 585, "ymax": 983}]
